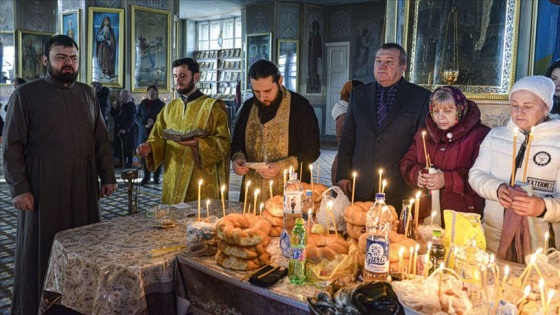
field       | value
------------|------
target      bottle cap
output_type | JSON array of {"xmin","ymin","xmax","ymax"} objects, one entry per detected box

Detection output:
[
  {"xmin": 375, "ymin": 193, "xmax": 386, "ymax": 200},
  {"xmin": 305, "ymin": 190, "xmax": 312, "ymax": 197},
  {"xmin": 432, "ymin": 229, "xmax": 442, "ymax": 238},
  {"xmin": 295, "ymin": 218, "xmax": 305, "ymax": 226}
]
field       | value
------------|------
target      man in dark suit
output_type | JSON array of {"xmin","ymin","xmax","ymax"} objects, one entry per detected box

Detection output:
[{"xmin": 337, "ymin": 43, "xmax": 431, "ymax": 207}]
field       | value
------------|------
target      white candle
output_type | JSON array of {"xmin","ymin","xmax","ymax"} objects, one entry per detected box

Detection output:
[
  {"xmin": 253, "ymin": 188, "xmax": 260, "ymax": 216},
  {"xmin": 220, "ymin": 185, "xmax": 226, "ymax": 217},
  {"xmin": 398, "ymin": 247, "xmax": 404, "ymax": 276},
  {"xmin": 422, "ymin": 130, "xmax": 429, "ymax": 169},
  {"xmin": 351, "ymin": 172, "xmax": 357, "ymax": 206},
  {"xmin": 545, "ymin": 289, "xmax": 555, "ymax": 314},
  {"xmin": 539, "ymin": 278, "xmax": 546, "ymax": 311},
  {"xmin": 197, "ymin": 179, "xmax": 203, "ymax": 221},
  {"xmin": 545, "ymin": 231, "xmax": 550, "ymax": 253},
  {"xmin": 408, "ymin": 247, "xmax": 414, "ymax": 278},
  {"xmin": 381, "ymin": 179, "xmax": 387, "ymax": 194},
  {"xmin": 502, "ymin": 264, "xmax": 509, "ymax": 290},
  {"xmin": 206, "ymin": 199, "xmax": 210, "ymax": 221},
  {"xmin": 259, "ymin": 202, "xmax": 264, "ymax": 216},
  {"xmin": 431, "ymin": 210, "xmax": 436, "ymax": 226},
  {"xmin": 269, "ymin": 180, "xmax": 273, "ymax": 199}
]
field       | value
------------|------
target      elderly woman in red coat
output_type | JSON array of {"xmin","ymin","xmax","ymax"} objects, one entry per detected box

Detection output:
[{"xmin": 399, "ymin": 86, "xmax": 491, "ymax": 226}]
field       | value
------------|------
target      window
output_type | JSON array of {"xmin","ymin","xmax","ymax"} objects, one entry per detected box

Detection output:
[{"xmin": 196, "ymin": 17, "xmax": 241, "ymax": 50}]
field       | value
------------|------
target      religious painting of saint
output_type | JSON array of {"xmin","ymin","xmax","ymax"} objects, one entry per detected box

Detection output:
[
  {"xmin": 245, "ymin": 33, "xmax": 271, "ymax": 91},
  {"xmin": 87, "ymin": 7, "xmax": 124, "ymax": 88},
  {"xmin": 131, "ymin": 5, "xmax": 171, "ymax": 93},
  {"xmin": 17, "ymin": 30, "xmax": 54, "ymax": 82},
  {"xmin": 306, "ymin": 17, "xmax": 323, "ymax": 94},
  {"xmin": 61, "ymin": 10, "xmax": 80, "ymax": 44}
]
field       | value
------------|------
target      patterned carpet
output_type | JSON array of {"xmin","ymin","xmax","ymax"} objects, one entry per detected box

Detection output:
[{"xmin": 0, "ymin": 143, "xmax": 336, "ymax": 314}]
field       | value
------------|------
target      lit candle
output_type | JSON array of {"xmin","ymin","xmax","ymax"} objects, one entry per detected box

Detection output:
[
  {"xmin": 522, "ymin": 126, "xmax": 535, "ymax": 183},
  {"xmin": 521, "ymin": 254, "xmax": 536, "ymax": 289},
  {"xmin": 398, "ymin": 247, "xmax": 404, "ymax": 276},
  {"xmin": 378, "ymin": 169, "xmax": 383, "ymax": 194},
  {"xmin": 269, "ymin": 180, "xmax": 273, "ymax": 199},
  {"xmin": 197, "ymin": 179, "xmax": 203, "ymax": 221},
  {"xmin": 426, "ymin": 241, "xmax": 432, "ymax": 270},
  {"xmin": 299, "ymin": 162, "xmax": 303, "ymax": 181},
  {"xmin": 326, "ymin": 200, "xmax": 334, "ymax": 236},
  {"xmin": 502, "ymin": 264, "xmax": 509, "ymax": 291},
  {"xmin": 422, "ymin": 130, "xmax": 429, "ymax": 169},
  {"xmin": 259, "ymin": 202, "xmax": 264, "ymax": 216},
  {"xmin": 423, "ymin": 254, "xmax": 429, "ymax": 278},
  {"xmin": 351, "ymin": 172, "xmax": 357, "ymax": 206},
  {"xmin": 381, "ymin": 179, "xmax": 387, "ymax": 194},
  {"xmin": 253, "ymin": 188, "xmax": 260, "ymax": 216},
  {"xmin": 518, "ymin": 285, "xmax": 531, "ymax": 313},
  {"xmin": 308, "ymin": 208, "xmax": 313, "ymax": 231},
  {"xmin": 220, "ymin": 185, "xmax": 226, "ymax": 217},
  {"xmin": 289, "ymin": 165, "xmax": 293, "ymax": 174},
  {"xmin": 545, "ymin": 231, "xmax": 550, "ymax": 253},
  {"xmin": 545, "ymin": 289, "xmax": 555, "ymax": 315},
  {"xmin": 539, "ymin": 278, "xmax": 546, "ymax": 311},
  {"xmin": 408, "ymin": 246, "xmax": 414, "ymax": 278},
  {"xmin": 414, "ymin": 191, "xmax": 421, "ymax": 229},
  {"xmin": 511, "ymin": 127, "xmax": 518, "ymax": 186},
  {"xmin": 309, "ymin": 164, "xmax": 314, "ymax": 190},
  {"xmin": 326, "ymin": 200, "xmax": 338, "ymax": 237},
  {"xmin": 283, "ymin": 169, "xmax": 287, "ymax": 188},
  {"xmin": 413, "ymin": 244, "xmax": 419, "ymax": 276},
  {"xmin": 243, "ymin": 180, "xmax": 251, "ymax": 214},
  {"xmin": 206, "ymin": 199, "xmax": 210, "ymax": 221},
  {"xmin": 431, "ymin": 210, "xmax": 436, "ymax": 226}
]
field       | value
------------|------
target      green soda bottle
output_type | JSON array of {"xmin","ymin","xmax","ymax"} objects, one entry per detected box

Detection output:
[{"xmin": 288, "ymin": 218, "xmax": 307, "ymax": 284}]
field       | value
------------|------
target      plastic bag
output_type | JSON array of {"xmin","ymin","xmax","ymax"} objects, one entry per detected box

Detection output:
[
  {"xmin": 307, "ymin": 243, "xmax": 359, "ymax": 285},
  {"xmin": 316, "ymin": 186, "xmax": 350, "ymax": 233},
  {"xmin": 442, "ymin": 210, "xmax": 486, "ymax": 269}
]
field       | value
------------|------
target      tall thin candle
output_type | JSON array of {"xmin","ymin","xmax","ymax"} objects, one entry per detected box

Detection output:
[
  {"xmin": 414, "ymin": 191, "xmax": 421, "ymax": 229},
  {"xmin": 545, "ymin": 231, "xmax": 550, "ymax": 253},
  {"xmin": 269, "ymin": 180, "xmax": 273, "ymax": 199},
  {"xmin": 408, "ymin": 246, "xmax": 414, "ymax": 278},
  {"xmin": 197, "ymin": 179, "xmax": 203, "ymax": 221},
  {"xmin": 243, "ymin": 180, "xmax": 251, "ymax": 214},
  {"xmin": 422, "ymin": 131, "xmax": 429, "ymax": 169},
  {"xmin": 309, "ymin": 164, "xmax": 314, "ymax": 190},
  {"xmin": 431, "ymin": 211, "xmax": 436, "ymax": 226},
  {"xmin": 283, "ymin": 169, "xmax": 287, "ymax": 188},
  {"xmin": 522, "ymin": 126, "xmax": 535, "ymax": 183},
  {"xmin": 220, "ymin": 185, "xmax": 226, "ymax": 217},
  {"xmin": 299, "ymin": 162, "xmax": 303, "ymax": 181},
  {"xmin": 253, "ymin": 188, "xmax": 260, "ymax": 216},
  {"xmin": 378, "ymin": 169, "xmax": 383, "ymax": 194},
  {"xmin": 259, "ymin": 202, "xmax": 264, "ymax": 216},
  {"xmin": 511, "ymin": 127, "xmax": 518, "ymax": 186},
  {"xmin": 413, "ymin": 244, "xmax": 419, "ymax": 276},
  {"xmin": 351, "ymin": 172, "xmax": 357, "ymax": 206},
  {"xmin": 206, "ymin": 199, "xmax": 210, "ymax": 221},
  {"xmin": 381, "ymin": 179, "xmax": 387, "ymax": 194}
]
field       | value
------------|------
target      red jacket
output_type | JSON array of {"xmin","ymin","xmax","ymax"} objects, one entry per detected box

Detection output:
[{"xmin": 399, "ymin": 100, "xmax": 491, "ymax": 220}]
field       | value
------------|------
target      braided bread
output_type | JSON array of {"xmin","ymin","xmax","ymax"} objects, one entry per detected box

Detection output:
[
  {"xmin": 305, "ymin": 233, "xmax": 350, "ymax": 264},
  {"xmin": 217, "ymin": 237, "xmax": 270, "ymax": 259},
  {"xmin": 216, "ymin": 213, "xmax": 271, "ymax": 246},
  {"xmin": 215, "ymin": 249, "xmax": 271, "ymax": 270},
  {"xmin": 264, "ymin": 195, "xmax": 284, "ymax": 217}
]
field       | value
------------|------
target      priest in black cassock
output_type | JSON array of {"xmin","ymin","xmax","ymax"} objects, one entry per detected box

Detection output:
[
  {"xmin": 3, "ymin": 35, "xmax": 117, "ymax": 314},
  {"xmin": 231, "ymin": 59, "xmax": 320, "ymax": 205}
]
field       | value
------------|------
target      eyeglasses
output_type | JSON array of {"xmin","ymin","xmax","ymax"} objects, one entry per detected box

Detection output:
[{"xmin": 54, "ymin": 55, "xmax": 79, "ymax": 63}]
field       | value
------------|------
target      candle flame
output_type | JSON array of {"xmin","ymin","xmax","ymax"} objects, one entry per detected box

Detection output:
[
  {"xmin": 439, "ymin": 262, "xmax": 444, "ymax": 269},
  {"xmin": 536, "ymin": 248, "xmax": 543, "ymax": 255},
  {"xmin": 504, "ymin": 265, "xmax": 509, "ymax": 276},
  {"xmin": 246, "ymin": 180, "xmax": 251, "ymax": 188},
  {"xmin": 382, "ymin": 179, "xmax": 387, "ymax": 186},
  {"xmin": 523, "ymin": 285, "xmax": 531, "ymax": 296},
  {"xmin": 427, "ymin": 241, "xmax": 432, "ymax": 250},
  {"xmin": 415, "ymin": 191, "xmax": 422, "ymax": 199},
  {"xmin": 415, "ymin": 243, "xmax": 419, "ymax": 251},
  {"xmin": 379, "ymin": 169, "xmax": 383, "ymax": 175},
  {"xmin": 327, "ymin": 200, "xmax": 334, "ymax": 210},
  {"xmin": 198, "ymin": 179, "xmax": 203, "ymax": 186},
  {"xmin": 548, "ymin": 289, "xmax": 555, "ymax": 300},
  {"xmin": 309, "ymin": 164, "xmax": 313, "ymax": 171},
  {"xmin": 260, "ymin": 203, "xmax": 264, "ymax": 210},
  {"xmin": 206, "ymin": 199, "xmax": 210, "ymax": 206},
  {"xmin": 254, "ymin": 188, "xmax": 260, "ymax": 196},
  {"xmin": 490, "ymin": 254, "xmax": 495, "ymax": 263},
  {"xmin": 422, "ymin": 130, "xmax": 426, "ymax": 137},
  {"xmin": 352, "ymin": 171, "xmax": 357, "ymax": 178},
  {"xmin": 283, "ymin": 169, "xmax": 287, "ymax": 175},
  {"xmin": 539, "ymin": 278, "xmax": 545, "ymax": 289},
  {"xmin": 531, "ymin": 254, "xmax": 537, "ymax": 264},
  {"xmin": 513, "ymin": 126, "xmax": 519, "ymax": 135},
  {"xmin": 409, "ymin": 198, "xmax": 415, "ymax": 205},
  {"xmin": 431, "ymin": 211, "xmax": 436, "ymax": 218},
  {"xmin": 545, "ymin": 231, "xmax": 550, "ymax": 240},
  {"xmin": 269, "ymin": 180, "xmax": 273, "ymax": 186},
  {"xmin": 221, "ymin": 185, "xmax": 225, "ymax": 192},
  {"xmin": 398, "ymin": 247, "xmax": 404, "ymax": 256}
]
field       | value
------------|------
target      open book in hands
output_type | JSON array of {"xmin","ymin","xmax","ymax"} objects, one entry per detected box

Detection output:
[{"xmin": 162, "ymin": 129, "xmax": 209, "ymax": 141}]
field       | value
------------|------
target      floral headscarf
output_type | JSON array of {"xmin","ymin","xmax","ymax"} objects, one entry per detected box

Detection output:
[{"xmin": 429, "ymin": 85, "xmax": 469, "ymax": 122}]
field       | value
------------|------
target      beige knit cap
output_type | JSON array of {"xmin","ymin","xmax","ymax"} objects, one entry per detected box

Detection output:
[{"xmin": 509, "ymin": 75, "xmax": 555, "ymax": 110}]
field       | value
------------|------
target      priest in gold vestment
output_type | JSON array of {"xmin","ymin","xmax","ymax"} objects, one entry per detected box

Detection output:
[
  {"xmin": 232, "ymin": 60, "xmax": 320, "ymax": 205},
  {"xmin": 137, "ymin": 58, "xmax": 230, "ymax": 204}
]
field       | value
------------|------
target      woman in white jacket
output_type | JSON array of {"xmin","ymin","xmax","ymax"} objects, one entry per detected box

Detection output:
[{"xmin": 469, "ymin": 75, "xmax": 560, "ymax": 263}]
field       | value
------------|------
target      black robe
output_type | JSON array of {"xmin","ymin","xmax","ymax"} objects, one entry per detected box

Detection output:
[{"xmin": 3, "ymin": 75, "xmax": 116, "ymax": 314}]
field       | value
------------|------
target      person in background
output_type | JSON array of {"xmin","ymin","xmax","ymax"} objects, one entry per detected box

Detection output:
[
  {"xmin": 231, "ymin": 59, "xmax": 320, "ymax": 205},
  {"xmin": 399, "ymin": 86, "xmax": 490, "ymax": 227},
  {"xmin": 92, "ymin": 81, "xmax": 110, "ymax": 125},
  {"xmin": 12, "ymin": 77, "xmax": 26, "ymax": 89},
  {"xmin": 331, "ymin": 80, "xmax": 364, "ymax": 185},
  {"xmin": 135, "ymin": 85, "xmax": 166, "ymax": 185},
  {"xmin": 469, "ymin": 75, "xmax": 560, "ymax": 262},
  {"xmin": 337, "ymin": 43, "xmax": 431, "ymax": 207},
  {"xmin": 111, "ymin": 89, "xmax": 136, "ymax": 168},
  {"xmin": 545, "ymin": 59, "xmax": 560, "ymax": 115},
  {"xmin": 137, "ymin": 58, "xmax": 230, "ymax": 204},
  {"xmin": 3, "ymin": 35, "xmax": 116, "ymax": 314}
]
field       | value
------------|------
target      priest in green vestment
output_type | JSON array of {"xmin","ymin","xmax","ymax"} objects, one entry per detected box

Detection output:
[{"xmin": 137, "ymin": 58, "xmax": 230, "ymax": 204}]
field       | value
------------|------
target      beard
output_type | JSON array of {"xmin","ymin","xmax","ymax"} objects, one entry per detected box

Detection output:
[
  {"xmin": 176, "ymin": 77, "xmax": 196, "ymax": 95},
  {"xmin": 47, "ymin": 62, "xmax": 78, "ymax": 84},
  {"xmin": 254, "ymin": 84, "xmax": 283, "ymax": 108}
]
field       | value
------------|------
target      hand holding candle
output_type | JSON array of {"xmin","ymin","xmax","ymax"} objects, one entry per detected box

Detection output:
[{"xmin": 197, "ymin": 179, "xmax": 203, "ymax": 221}]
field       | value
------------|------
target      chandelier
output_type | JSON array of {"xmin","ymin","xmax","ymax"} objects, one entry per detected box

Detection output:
[{"xmin": 441, "ymin": 2, "xmax": 459, "ymax": 85}]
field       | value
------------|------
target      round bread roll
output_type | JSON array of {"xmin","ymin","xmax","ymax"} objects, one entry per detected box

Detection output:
[
  {"xmin": 301, "ymin": 183, "xmax": 329, "ymax": 203},
  {"xmin": 217, "ymin": 237, "xmax": 270, "ymax": 259},
  {"xmin": 216, "ymin": 213, "xmax": 271, "ymax": 246},
  {"xmin": 306, "ymin": 233, "xmax": 350, "ymax": 264},
  {"xmin": 343, "ymin": 201, "xmax": 373, "ymax": 226},
  {"xmin": 215, "ymin": 250, "xmax": 271, "ymax": 270},
  {"xmin": 264, "ymin": 195, "xmax": 284, "ymax": 217},
  {"xmin": 346, "ymin": 222, "xmax": 365, "ymax": 240},
  {"xmin": 261, "ymin": 209, "xmax": 283, "ymax": 227}
]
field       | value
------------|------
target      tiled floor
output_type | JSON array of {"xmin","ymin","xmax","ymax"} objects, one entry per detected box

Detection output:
[{"xmin": 0, "ymin": 143, "xmax": 336, "ymax": 313}]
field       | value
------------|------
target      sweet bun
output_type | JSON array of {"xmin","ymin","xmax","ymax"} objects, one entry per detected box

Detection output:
[
  {"xmin": 261, "ymin": 209, "xmax": 283, "ymax": 227},
  {"xmin": 217, "ymin": 237, "xmax": 270, "ymax": 259},
  {"xmin": 215, "ymin": 250, "xmax": 271, "ymax": 270},
  {"xmin": 264, "ymin": 195, "xmax": 284, "ymax": 217},
  {"xmin": 343, "ymin": 202, "xmax": 373, "ymax": 226},
  {"xmin": 346, "ymin": 222, "xmax": 364, "ymax": 239},
  {"xmin": 306, "ymin": 233, "xmax": 350, "ymax": 264},
  {"xmin": 216, "ymin": 213, "xmax": 271, "ymax": 246}
]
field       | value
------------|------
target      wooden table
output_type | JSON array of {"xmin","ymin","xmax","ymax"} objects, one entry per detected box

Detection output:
[
  {"xmin": 174, "ymin": 238, "xmax": 321, "ymax": 315},
  {"xmin": 42, "ymin": 200, "xmax": 243, "ymax": 314}
]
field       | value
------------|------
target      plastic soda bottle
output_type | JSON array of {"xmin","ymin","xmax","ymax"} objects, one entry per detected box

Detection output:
[
  {"xmin": 430, "ymin": 229, "xmax": 446, "ymax": 274},
  {"xmin": 283, "ymin": 172, "xmax": 303, "ymax": 233},
  {"xmin": 363, "ymin": 193, "xmax": 392, "ymax": 281},
  {"xmin": 288, "ymin": 218, "xmax": 307, "ymax": 284}
]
